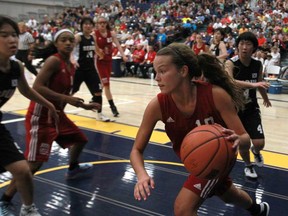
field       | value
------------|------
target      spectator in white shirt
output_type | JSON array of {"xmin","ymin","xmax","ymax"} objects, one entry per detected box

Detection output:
[
  {"xmin": 124, "ymin": 34, "xmax": 135, "ymax": 49},
  {"xmin": 270, "ymin": 46, "xmax": 281, "ymax": 66},
  {"xmin": 263, "ymin": 53, "xmax": 274, "ymax": 77},
  {"xmin": 26, "ymin": 16, "xmax": 38, "ymax": 31},
  {"xmin": 212, "ymin": 18, "xmax": 223, "ymax": 29}
]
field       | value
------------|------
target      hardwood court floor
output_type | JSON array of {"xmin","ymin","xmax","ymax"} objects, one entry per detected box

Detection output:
[
  {"xmin": 4, "ymin": 71, "xmax": 288, "ymax": 154},
  {"xmin": 0, "ymin": 71, "xmax": 288, "ymax": 215}
]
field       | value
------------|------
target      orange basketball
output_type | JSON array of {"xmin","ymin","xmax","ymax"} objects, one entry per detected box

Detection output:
[{"xmin": 180, "ymin": 124, "xmax": 237, "ymax": 180}]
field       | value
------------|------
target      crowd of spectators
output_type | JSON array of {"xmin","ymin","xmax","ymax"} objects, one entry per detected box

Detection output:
[{"xmin": 20, "ymin": 0, "xmax": 288, "ymax": 78}]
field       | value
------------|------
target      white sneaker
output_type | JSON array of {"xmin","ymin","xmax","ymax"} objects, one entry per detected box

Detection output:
[
  {"xmin": 244, "ymin": 165, "xmax": 258, "ymax": 178},
  {"xmin": 251, "ymin": 146, "xmax": 264, "ymax": 167},
  {"xmin": 20, "ymin": 204, "xmax": 41, "ymax": 216},
  {"xmin": 259, "ymin": 202, "xmax": 270, "ymax": 216},
  {"xmin": 97, "ymin": 113, "xmax": 110, "ymax": 122}
]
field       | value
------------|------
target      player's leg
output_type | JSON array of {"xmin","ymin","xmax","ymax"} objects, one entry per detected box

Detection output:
[
  {"xmin": 174, "ymin": 175, "xmax": 218, "ymax": 215},
  {"xmin": 55, "ymin": 113, "xmax": 92, "ymax": 180},
  {"xmin": 219, "ymin": 183, "xmax": 269, "ymax": 216},
  {"xmin": 174, "ymin": 187, "xmax": 204, "ymax": 216},
  {"xmin": 249, "ymin": 110, "xmax": 265, "ymax": 167},
  {"xmin": 85, "ymin": 69, "xmax": 110, "ymax": 122},
  {"xmin": 96, "ymin": 60, "xmax": 119, "ymax": 117},
  {"xmin": 238, "ymin": 113, "xmax": 258, "ymax": 178}
]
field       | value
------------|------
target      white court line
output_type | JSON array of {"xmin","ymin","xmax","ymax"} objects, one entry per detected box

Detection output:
[
  {"xmin": 65, "ymin": 99, "xmax": 135, "ymax": 114},
  {"xmin": 2, "ymin": 118, "xmax": 25, "ymax": 124},
  {"xmin": 2, "ymin": 100, "xmax": 135, "ymax": 122}
]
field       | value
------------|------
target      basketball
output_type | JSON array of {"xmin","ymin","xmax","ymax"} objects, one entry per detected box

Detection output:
[{"xmin": 180, "ymin": 124, "xmax": 237, "ymax": 179}]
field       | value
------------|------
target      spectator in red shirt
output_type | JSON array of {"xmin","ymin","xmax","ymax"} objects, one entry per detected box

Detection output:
[
  {"xmin": 119, "ymin": 22, "xmax": 127, "ymax": 31},
  {"xmin": 206, "ymin": 22, "xmax": 214, "ymax": 35},
  {"xmin": 126, "ymin": 44, "xmax": 146, "ymax": 76},
  {"xmin": 221, "ymin": 14, "xmax": 231, "ymax": 26},
  {"xmin": 139, "ymin": 45, "xmax": 156, "ymax": 78},
  {"xmin": 257, "ymin": 32, "xmax": 267, "ymax": 47}
]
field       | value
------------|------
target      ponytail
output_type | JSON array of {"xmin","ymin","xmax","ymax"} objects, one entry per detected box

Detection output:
[{"xmin": 197, "ymin": 53, "xmax": 245, "ymax": 111}]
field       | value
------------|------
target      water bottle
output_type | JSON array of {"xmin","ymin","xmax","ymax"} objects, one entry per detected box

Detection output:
[{"xmin": 150, "ymin": 72, "xmax": 154, "ymax": 85}]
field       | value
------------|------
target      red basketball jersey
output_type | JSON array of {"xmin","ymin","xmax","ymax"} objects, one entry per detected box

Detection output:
[
  {"xmin": 193, "ymin": 43, "xmax": 206, "ymax": 55},
  {"xmin": 157, "ymin": 81, "xmax": 226, "ymax": 157},
  {"xmin": 28, "ymin": 53, "xmax": 75, "ymax": 115},
  {"xmin": 94, "ymin": 30, "xmax": 113, "ymax": 61}
]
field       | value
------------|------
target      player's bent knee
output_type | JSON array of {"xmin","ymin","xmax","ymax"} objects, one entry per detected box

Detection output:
[
  {"xmin": 174, "ymin": 198, "xmax": 198, "ymax": 216},
  {"xmin": 239, "ymin": 141, "xmax": 251, "ymax": 150}
]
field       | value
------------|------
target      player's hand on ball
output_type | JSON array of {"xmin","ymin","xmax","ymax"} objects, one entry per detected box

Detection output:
[
  {"xmin": 134, "ymin": 175, "xmax": 155, "ymax": 201},
  {"xmin": 215, "ymin": 124, "xmax": 239, "ymax": 150}
]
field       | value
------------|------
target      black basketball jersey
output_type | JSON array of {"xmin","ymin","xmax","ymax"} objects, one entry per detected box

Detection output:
[
  {"xmin": 229, "ymin": 55, "xmax": 262, "ymax": 110},
  {"xmin": 78, "ymin": 34, "xmax": 95, "ymax": 70},
  {"xmin": 0, "ymin": 60, "xmax": 21, "ymax": 121}
]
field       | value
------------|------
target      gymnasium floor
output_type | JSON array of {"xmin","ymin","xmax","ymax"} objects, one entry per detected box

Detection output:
[{"xmin": 0, "ymin": 74, "xmax": 287, "ymax": 216}]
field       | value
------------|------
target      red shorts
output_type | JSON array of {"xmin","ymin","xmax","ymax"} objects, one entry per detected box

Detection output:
[
  {"xmin": 95, "ymin": 59, "xmax": 112, "ymax": 86},
  {"xmin": 183, "ymin": 174, "xmax": 232, "ymax": 199},
  {"xmin": 25, "ymin": 110, "xmax": 88, "ymax": 162}
]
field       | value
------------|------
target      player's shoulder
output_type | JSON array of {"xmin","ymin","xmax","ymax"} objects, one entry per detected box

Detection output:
[{"xmin": 9, "ymin": 56, "xmax": 24, "ymax": 70}]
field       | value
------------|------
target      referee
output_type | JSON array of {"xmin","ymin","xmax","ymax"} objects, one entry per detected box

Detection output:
[{"xmin": 15, "ymin": 22, "xmax": 38, "ymax": 76}]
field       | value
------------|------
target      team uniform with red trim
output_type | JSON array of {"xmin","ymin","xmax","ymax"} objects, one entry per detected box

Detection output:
[
  {"xmin": 157, "ymin": 81, "xmax": 232, "ymax": 198},
  {"xmin": 192, "ymin": 43, "xmax": 206, "ymax": 55},
  {"xmin": 25, "ymin": 53, "xmax": 88, "ymax": 162},
  {"xmin": 94, "ymin": 30, "xmax": 113, "ymax": 86}
]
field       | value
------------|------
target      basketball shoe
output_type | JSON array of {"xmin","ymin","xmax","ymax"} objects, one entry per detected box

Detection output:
[
  {"xmin": 97, "ymin": 113, "xmax": 110, "ymax": 122},
  {"xmin": 19, "ymin": 203, "xmax": 41, "ymax": 216},
  {"xmin": 0, "ymin": 201, "xmax": 14, "ymax": 216},
  {"xmin": 257, "ymin": 202, "xmax": 270, "ymax": 216},
  {"xmin": 65, "ymin": 163, "xmax": 93, "ymax": 180},
  {"xmin": 251, "ymin": 146, "xmax": 264, "ymax": 167},
  {"xmin": 244, "ymin": 165, "xmax": 258, "ymax": 178}
]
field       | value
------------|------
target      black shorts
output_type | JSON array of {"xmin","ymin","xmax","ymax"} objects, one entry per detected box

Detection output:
[
  {"xmin": 238, "ymin": 108, "xmax": 265, "ymax": 139},
  {"xmin": 72, "ymin": 68, "xmax": 102, "ymax": 95},
  {"xmin": 0, "ymin": 124, "xmax": 25, "ymax": 173}
]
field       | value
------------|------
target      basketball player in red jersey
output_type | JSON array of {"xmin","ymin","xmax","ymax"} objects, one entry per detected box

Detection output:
[
  {"xmin": 191, "ymin": 33, "xmax": 209, "ymax": 55},
  {"xmin": 1, "ymin": 29, "xmax": 100, "ymax": 210},
  {"xmin": 130, "ymin": 43, "xmax": 269, "ymax": 215},
  {"xmin": 93, "ymin": 16, "xmax": 127, "ymax": 117}
]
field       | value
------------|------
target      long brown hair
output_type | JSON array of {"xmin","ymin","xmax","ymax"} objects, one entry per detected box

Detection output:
[{"xmin": 157, "ymin": 43, "xmax": 245, "ymax": 111}]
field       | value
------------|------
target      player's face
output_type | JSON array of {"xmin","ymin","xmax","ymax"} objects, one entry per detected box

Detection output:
[
  {"xmin": 213, "ymin": 31, "xmax": 222, "ymax": 41},
  {"xmin": 0, "ymin": 24, "xmax": 18, "ymax": 58},
  {"xmin": 97, "ymin": 19, "xmax": 107, "ymax": 30},
  {"xmin": 82, "ymin": 21, "xmax": 93, "ymax": 34},
  {"xmin": 153, "ymin": 55, "xmax": 183, "ymax": 94},
  {"xmin": 237, "ymin": 40, "xmax": 254, "ymax": 57},
  {"xmin": 195, "ymin": 35, "xmax": 203, "ymax": 43},
  {"xmin": 55, "ymin": 32, "xmax": 75, "ymax": 55}
]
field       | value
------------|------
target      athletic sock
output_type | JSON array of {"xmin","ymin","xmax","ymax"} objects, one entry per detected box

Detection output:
[
  {"xmin": 108, "ymin": 99, "xmax": 115, "ymax": 108},
  {"xmin": 91, "ymin": 95, "xmax": 103, "ymax": 113}
]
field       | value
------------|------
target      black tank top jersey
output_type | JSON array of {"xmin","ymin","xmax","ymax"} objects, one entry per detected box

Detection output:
[
  {"xmin": 78, "ymin": 34, "xmax": 95, "ymax": 70},
  {"xmin": 230, "ymin": 56, "xmax": 262, "ymax": 110},
  {"xmin": 0, "ymin": 60, "xmax": 21, "ymax": 121}
]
